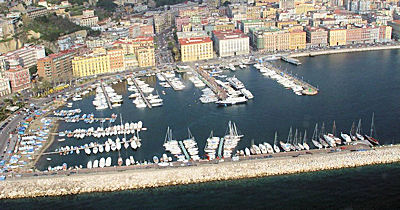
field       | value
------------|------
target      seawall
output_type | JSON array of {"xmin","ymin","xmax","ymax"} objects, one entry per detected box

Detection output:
[
  {"xmin": 289, "ymin": 45, "xmax": 400, "ymax": 58},
  {"xmin": 1, "ymin": 145, "xmax": 399, "ymax": 199}
]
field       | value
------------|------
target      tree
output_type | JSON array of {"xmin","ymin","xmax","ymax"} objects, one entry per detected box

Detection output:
[
  {"xmin": 223, "ymin": 1, "xmax": 231, "ymax": 6},
  {"xmin": 29, "ymin": 65, "xmax": 38, "ymax": 76}
]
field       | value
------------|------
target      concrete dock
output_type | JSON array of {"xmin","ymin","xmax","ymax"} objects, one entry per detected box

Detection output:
[
  {"xmin": 264, "ymin": 63, "xmax": 319, "ymax": 96},
  {"xmin": 131, "ymin": 77, "xmax": 152, "ymax": 109},
  {"xmin": 191, "ymin": 66, "xmax": 228, "ymax": 100},
  {"xmin": 160, "ymin": 73, "xmax": 179, "ymax": 91},
  {"xmin": 100, "ymin": 83, "xmax": 113, "ymax": 110}
]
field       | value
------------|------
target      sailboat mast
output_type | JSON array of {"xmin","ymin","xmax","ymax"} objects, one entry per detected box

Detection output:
[
  {"xmin": 274, "ymin": 131, "xmax": 277, "ymax": 144},
  {"xmin": 303, "ymin": 130, "xmax": 307, "ymax": 144},
  {"xmin": 332, "ymin": 121, "xmax": 336, "ymax": 136},
  {"xmin": 370, "ymin": 112, "xmax": 375, "ymax": 137}
]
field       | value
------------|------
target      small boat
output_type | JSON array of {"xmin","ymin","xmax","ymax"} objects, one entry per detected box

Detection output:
[
  {"xmin": 118, "ymin": 157, "xmax": 123, "ymax": 166},
  {"xmin": 365, "ymin": 113, "xmax": 380, "ymax": 145},
  {"xmin": 93, "ymin": 160, "xmax": 99, "ymax": 168},
  {"xmin": 105, "ymin": 157, "xmax": 112, "ymax": 167},
  {"xmin": 58, "ymin": 138, "xmax": 65, "ymax": 142},
  {"xmin": 273, "ymin": 132, "xmax": 280, "ymax": 153},
  {"xmin": 99, "ymin": 158, "xmax": 105, "ymax": 168},
  {"xmin": 153, "ymin": 156, "xmax": 159, "ymax": 164},
  {"xmin": 87, "ymin": 160, "xmax": 92, "ymax": 169},
  {"xmin": 125, "ymin": 158, "xmax": 131, "ymax": 166},
  {"xmin": 46, "ymin": 158, "xmax": 52, "ymax": 161}
]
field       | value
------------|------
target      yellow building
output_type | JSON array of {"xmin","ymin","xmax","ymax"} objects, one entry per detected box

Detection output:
[
  {"xmin": 136, "ymin": 47, "xmax": 155, "ymax": 67},
  {"xmin": 182, "ymin": 23, "xmax": 192, "ymax": 32},
  {"xmin": 295, "ymin": 3, "xmax": 316, "ymax": 15},
  {"xmin": 261, "ymin": 7, "xmax": 277, "ymax": 19},
  {"xmin": 277, "ymin": 20, "xmax": 298, "ymax": 29},
  {"xmin": 72, "ymin": 53, "xmax": 111, "ymax": 77},
  {"xmin": 246, "ymin": 6, "xmax": 261, "ymax": 19},
  {"xmin": 327, "ymin": 28, "xmax": 347, "ymax": 46},
  {"xmin": 179, "ymin": 37, "xmax": 213, "ymax": 62},
  {"xmin": 289, "ymin": 30, "xmax": 306, "ymax": 50},
  {"xmin": 214, "ymin": 23, "xmax": 236, "ymax": 31}
]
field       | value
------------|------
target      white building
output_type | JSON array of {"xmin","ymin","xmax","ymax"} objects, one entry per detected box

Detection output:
[{"xmin": 212, "ymin": 29, "xmax": 250, "ymax": 57}]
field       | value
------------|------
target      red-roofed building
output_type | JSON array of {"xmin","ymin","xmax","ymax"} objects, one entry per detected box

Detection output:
[
  {"xmin": 212, "ymin": 29, "xmax": 249, "ymax": 57},
  {"xmin": 179, "ymin": 37, "xmax": 213, "ymax": 62}
]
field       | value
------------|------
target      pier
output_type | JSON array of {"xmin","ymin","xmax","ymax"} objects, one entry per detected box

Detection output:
[
  {"xmin": 40, "ymin": 137, "xmax": 140, "ymax": 156},
  {"xmin": 191, "ymin": 66, "xmax": 228, "ymax": 100},
  {"xmin": 281, "ymin": 56, "xmax": 301, "ymax": 65},
  {"xmin": 47, "ymin": 116, "xmax": 115, "ymax": 122},
  {"xmin": 217, "ymin": 138, "xmax": 224, "ymax": 159},
  {"xmin": 131, "ymin": 77, "xmax": 152, "ymax": 109},
  {"xmin": 100, "ymin": 83, "xmax": 113, "ymax": 110},
  {"xmin": 264, "ymin": 63, "xmax": 318, "ymax": 95},
  {"xmin": 160, "ymin": 73, "xmax": 179, "ymax": 91},
  {"xmin": 178, "ymin": 141, "xmax": 191, "ymax": 160}
]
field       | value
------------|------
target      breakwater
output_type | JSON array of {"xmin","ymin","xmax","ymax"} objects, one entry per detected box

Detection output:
[
  {"xmin": 1, "ymin": 145, "xmax": 399, "ymax": 199},
  {"xmin": 289, "ymin": 44, "xmax": 400, "ymax": 58}
]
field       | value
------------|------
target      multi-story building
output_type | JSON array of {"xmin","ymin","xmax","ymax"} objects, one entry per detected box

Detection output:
[
  {"xmin": 37, "ymin": 50, "xmax": 76, "ymax": 82},
  {"xmin": 179, "ymin": 37, "xmax": 213, "ymax": 62},
  {"xmin": 305, "ymin": 27, "xmax": 328, "ymax": 48},
  {"xmin": 378, "ymin": 25, "xmax": 392, "ymax": 42},
  {"xmin": 277, "ymin": 20, "xmax": 298, "ymax": 29},
  {"xmin": 72, "ymin": 52, "xmax": 111, "ymax": 77},
  {"xmin": 289, "ymin": 29, "xmax": 306, "ymax": 50},
  {"xmin": 136, "ymin": 47, "xmax": 155, "ymax": 67},
  {"xmin": 214, "ymin": 23, "xmax": 236, "ymax": 31},
  {"xmin": 326, "ymin": 27, "xmax": 347, "ymax": 46},
  {"xmin": 71, "ymin": 10, "xmax": 98, "ymax": 27},
  {"xmin": 4, "ymin": 45, "xmax": 45, "ymax": 69},
  {"xmin": 107, "ymin": 48, "xmax": 125, "ymax": 72},
  {"xmin": 255, "ymin": 0, "xmax": 279, "ymax": 6},
  {"xmin": 345, "ymin": 26, "xmax": 363, "ymax": 44},
  {"xmin": 239, "ymin": 19, "xmax": 266, "ymax": 34},
  {"xmin": 25, "ymin": 7, "xmax": 48, "ymax": 19},
  {"xmin": 0, "ymin": 57, "xmax": 11, "ymax": 96},
  {"xmin": 361, "ymin": 26, "xmax": 379, "ymax": 43},
  {"xmin": 388, "ymin": 20, "xmax": 400, "ymax": 40},
  {"xmin": 212, "ymin": 29, "xmax": 249, "ymax": 57},
  {"xmin": 279, "ymin": 0, "xmax": 295, "ymax": 10},
  {"xmin": 5, "ymin": 59, "xmax": 30, "ymax": 93},
  {"xmin": 250, "ymin": 27, "xmax": 290, "ymax": 51}
]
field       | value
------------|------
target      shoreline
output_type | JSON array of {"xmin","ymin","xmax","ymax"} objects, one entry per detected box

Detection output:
[
  {"xmin": 1, "ymin": 145, "xmax": 399, "ymax": 199},
  {"xmin": 288, "ymin": 44, "xmax": 400, "ymax": 58}
]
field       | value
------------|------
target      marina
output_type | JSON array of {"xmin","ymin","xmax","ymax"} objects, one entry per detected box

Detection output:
[{"xmin": 131, "ymin": 77, "xmax": 153, "ymax": 109}]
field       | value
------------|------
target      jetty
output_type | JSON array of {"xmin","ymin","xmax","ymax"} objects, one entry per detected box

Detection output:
[
  {"xmin": 100, "ymin": 83, "xmax": 113, "ymax": 110},
  {"xmin": 47, "ymin": 116, "xmax": 114, "ymax": 122},
  {"xmin": 265, "ymin": 63, "xmax": 318, "ymax": 95},
  {"xmin": 217, "ymin": 138, "xmax": 225, "ymax": 159},
  {"xmin": 191, "ymin": 66, "xmax": 228, "ymax": 100},
  {"xmin": 1, "ymin": 145, "xmax": 399, "ymax": 199},
  {"xmin": 160, "ymin": 73, "xmax": 179, "ymax": 91},
  {"xmin": 281, "ymin": 56, "xmax": 301, "ymax": 65},
  {"xmin": 131, "ymin": 77, "xmax": 152, "ymax": 109}
]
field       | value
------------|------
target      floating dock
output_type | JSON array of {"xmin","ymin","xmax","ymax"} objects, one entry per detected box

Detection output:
[
  {"xmin": 178, "ymin": 141, "xmax": 191, "ymax": 160},
  {"xmin": 191, "ymin": 67, "xmax": 228, "ymax": 100},
  {"xmin": 160, "ymin": 73, "xmax": 179, "ymax": 91},
  {"xmin": 281, "ymin": 56, "xmax": 301, "ymax": 65},
  {"xmin": 100, "ymin": 83, "xmax": 113, "ymax": 110},
  {"xmin": 131, "ymin": 77, "xmax": 152, "ymax": 109},
  {"xmin": 217, "ymin": 138, "xmax": 225, "ymax": 159}
]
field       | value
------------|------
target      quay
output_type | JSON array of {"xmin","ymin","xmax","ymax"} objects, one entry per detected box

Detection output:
[
  {"xmin": 160, "ymin": 73, "xmax": 179, "ymax": 91},
  {"xmin": 47, "ymin": 116, "xmax": 114, "ymax": 122},
  {"xmin": 178, "ymin": 141, "xmax": 191, "ymax": 160},
  {"xmin": 1, "ymin": 145, "xmax": 399, "ymax": 199},
  {"xmin": 100, "ymin": 83, "xmax": 113, "ymax": 110},
  {"xmin": 281, "ymin": 56, "xmax": 301, "ymax": 65},
  {"xmin": 131, "ymin": 77, "xmax": 152, "ymax": 109},
  {"xmin": 191, "ymin": 66, "xmax": 228, "ymax": 100},
  {"xmin": 264, "ymin": 63, "xmax": 319, "ymax": 95}
]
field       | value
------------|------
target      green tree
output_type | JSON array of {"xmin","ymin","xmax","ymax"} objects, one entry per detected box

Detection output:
[{"xmin": 29, "ymin": 65, "xmax": 38, "ymax": 76}]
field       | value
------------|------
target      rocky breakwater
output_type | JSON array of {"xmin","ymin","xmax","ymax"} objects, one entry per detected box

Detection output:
[{"xmin": 1, "ymin": 145, "xmax": 400, "ymax": 199}]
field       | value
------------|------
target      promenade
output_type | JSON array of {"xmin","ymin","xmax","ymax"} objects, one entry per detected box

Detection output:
[{"xmin": 1, "ymin": 145, "xmax": 399, "ymax": 199}]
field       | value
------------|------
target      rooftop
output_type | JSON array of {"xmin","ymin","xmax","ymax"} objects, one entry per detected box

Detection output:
[
  {"xmin": 213, "ymin": 29, "xmax": 248, "ymax": 40},
  {"xmin": 178, "ymin": 37, "xmax": 212, "ymax": 46}
]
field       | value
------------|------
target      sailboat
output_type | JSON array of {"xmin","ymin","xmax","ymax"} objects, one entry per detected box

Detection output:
[
  {"xmin": 312, "ymin": 124, "xmax": 323, "ymax": 149},
  {"xmin": 297, "ymin": 131, "xmax": 305, "ymax": 150},
  {"xmin": 302, "ymin": 130, "xmax": 310, "ymax": 150},
  {"xmin": 365, "ymin": 113, "xmax": 380, "ymax": 145},
  {"xmin": 319, "ymin": 122, "xmax": 330, "ymax": 148},
  {"xmin": 273, "ymin": 131, "xmax": 281, "ymax": 153},
  {"xmin": 355, "ymin": 119, "xmax": 365, "ymax": 140},
  {"xmin": 330, "ymin": 121, "xmax": 342, "ymax": 145},
  {"xmin": 293, "ymin": 129, "xmax": 301, "ymax": 150},
  {"xmin": 280, "ymin": 127, "xmax": 292, "ymax": 152},
  {"xmin": 350, "ymin": 121, "xmax": 357, "ymax": 141}
]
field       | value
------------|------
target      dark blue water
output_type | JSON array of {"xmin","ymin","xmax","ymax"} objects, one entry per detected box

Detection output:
[
  {"xmin": 36, "ymin": 49, "xmax": 400, "ymax": 170},
  {"xmin": 2, "ymin": 163, "xmax": 400, "ymax": 209}
]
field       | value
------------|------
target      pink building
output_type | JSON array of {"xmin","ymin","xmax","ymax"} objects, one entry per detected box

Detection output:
[
  {"xmin": 5, "ymin": 60, "xmax": 31, "ymax": 93},
  {"xmin": 175, "ymin": 16, "xmax": 190, "ymax": 31}
]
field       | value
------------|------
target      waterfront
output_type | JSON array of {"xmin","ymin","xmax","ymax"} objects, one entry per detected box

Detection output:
[{"xmin": 2, "ymin": 162, "xmax": 400, "ymax": 209}]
